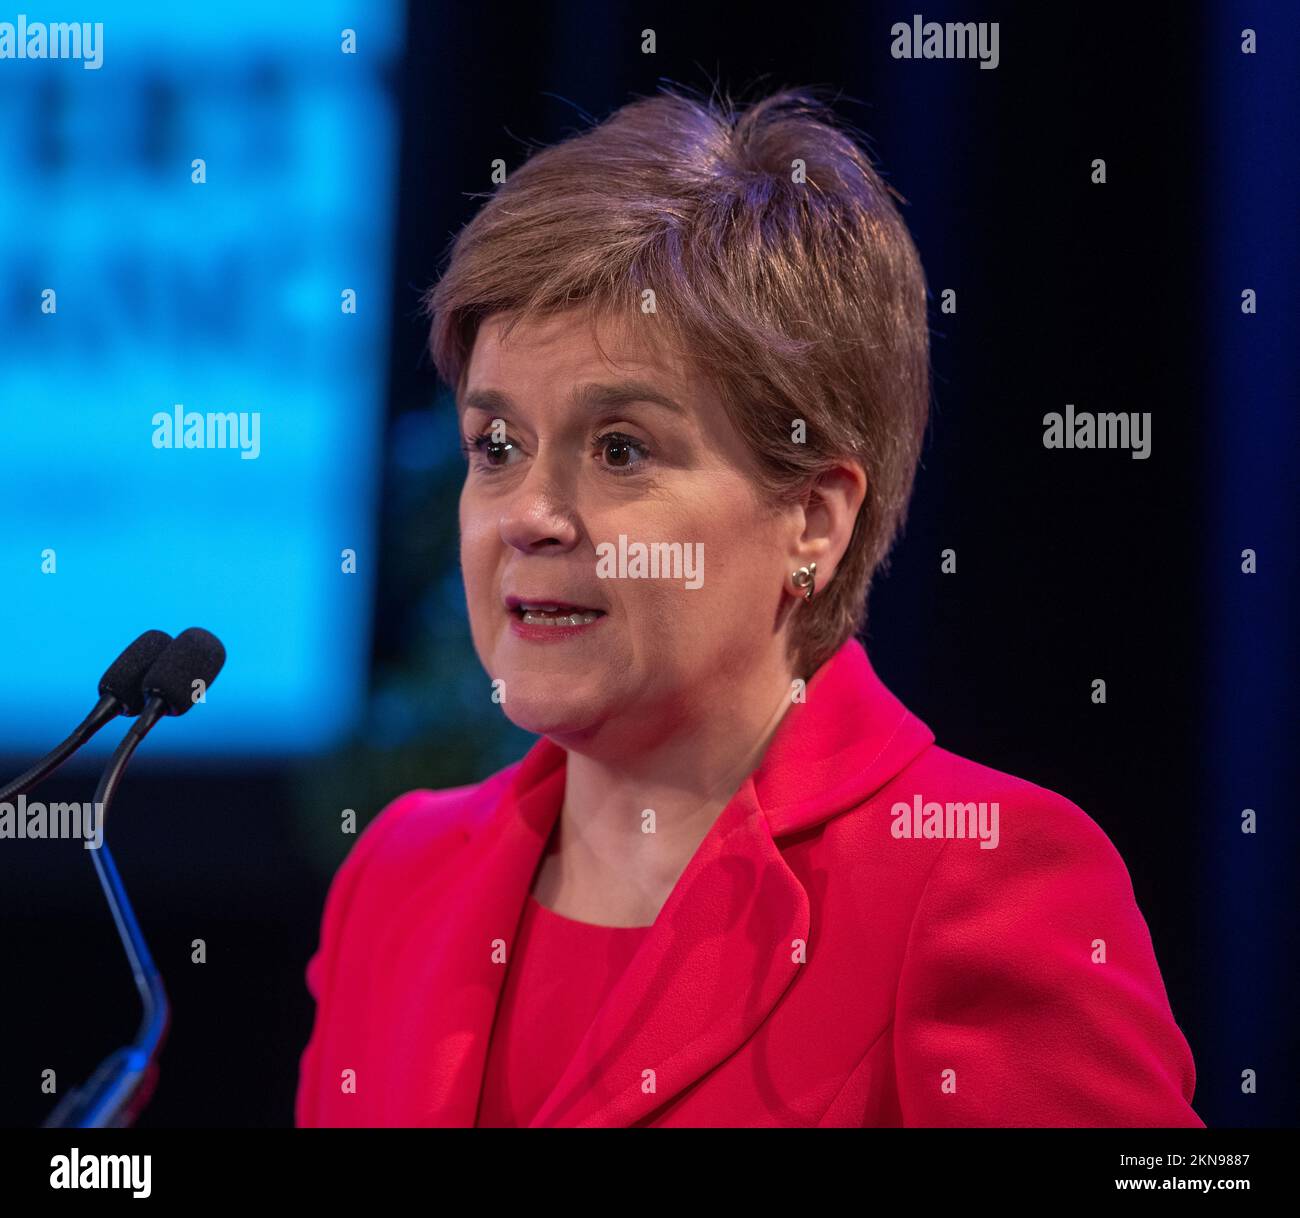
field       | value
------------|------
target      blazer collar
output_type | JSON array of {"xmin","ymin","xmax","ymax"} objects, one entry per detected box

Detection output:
[{"xmin": 403, "ymin": 637, "xmax": 933, "ymax": 1126}]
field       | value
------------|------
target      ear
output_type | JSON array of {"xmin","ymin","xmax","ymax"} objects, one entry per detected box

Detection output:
[{"xmin": 785, "ymin": 460, "xmax": 868, "ymax": 601}]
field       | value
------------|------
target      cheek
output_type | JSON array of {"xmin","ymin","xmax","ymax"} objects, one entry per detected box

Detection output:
[
  {"xmin": 458, "ymin": 492, "xmax": 497, "ymax": 603},
  {"xmin": 458, "ymin": 487, "xmax": 488, "ymax": 557},
  {"xmin": 674, "ymin": 490, "xmax": 785, "ymax": 613}
]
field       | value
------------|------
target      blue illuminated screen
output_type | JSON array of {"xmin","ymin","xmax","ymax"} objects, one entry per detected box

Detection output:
[{"xmin": 0, "ymin": 3, "xmax": 405, "ymax": 754}]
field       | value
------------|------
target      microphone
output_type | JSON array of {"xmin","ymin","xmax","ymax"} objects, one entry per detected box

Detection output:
[
  {"xmin": 0, "ymin": 630, "xmax": 173, "ymax": 803},
  {"xmin": 139, "ymin": 625, "xmax": 227, "ymax": 721},
  {"xmin": 91, "ymin": 628, "xmax": 227, "ymax": 816},
  {"xmin": 42, "ymin": 627, "xmax": 226, "ymax": 1129}
]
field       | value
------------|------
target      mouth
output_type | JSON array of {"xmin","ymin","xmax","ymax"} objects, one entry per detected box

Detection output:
[{"xmin": 505, "ymin": 596, "xmax": 607, "ymax": 629}]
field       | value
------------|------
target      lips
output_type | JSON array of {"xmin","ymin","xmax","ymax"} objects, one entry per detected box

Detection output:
[
  {"xmin": 506, "ymin": 595, "xmax": 608, "ymax": 613},
  {"xmin": 504, "ymin": 592, "xmax": 611, "ymax": 636}
]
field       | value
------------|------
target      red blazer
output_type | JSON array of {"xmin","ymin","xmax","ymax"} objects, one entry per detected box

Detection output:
[{"xmin": 295, "ymin": 639, "xmax": 1203, "ymax": 1127}]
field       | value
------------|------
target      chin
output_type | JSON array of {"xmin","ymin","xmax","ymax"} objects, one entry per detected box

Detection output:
[{"xmin": 495, "ymin": 677, "xmax": 611, "ymax": 739}]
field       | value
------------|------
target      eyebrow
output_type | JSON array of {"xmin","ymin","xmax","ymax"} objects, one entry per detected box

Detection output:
[
  {"xmin": 573, "ymin": 381, "xmax": 686, "ymax": 416},
  {"xmin": 459, "ymin": 380, "xmax": 686, "ymax": 418}
]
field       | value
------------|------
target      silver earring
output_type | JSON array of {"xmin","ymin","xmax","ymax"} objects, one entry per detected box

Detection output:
[{"xmin": 791, "ymin": 562, "xmax": 817, "ymax": 601}]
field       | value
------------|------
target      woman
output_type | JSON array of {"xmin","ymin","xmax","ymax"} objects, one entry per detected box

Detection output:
[{"xmin": 295, "ymin": 88, "xmax": 1202, "ymax": 1128}]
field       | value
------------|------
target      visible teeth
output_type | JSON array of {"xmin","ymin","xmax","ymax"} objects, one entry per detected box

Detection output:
[{"xmin": 521, "ymin": 610, "xmax": 599, "ymax": 627}]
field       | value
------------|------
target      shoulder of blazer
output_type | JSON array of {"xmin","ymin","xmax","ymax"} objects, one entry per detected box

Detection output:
[
  {"xmin": 344, "ymin": 762, "xmax": 525, "ymax": 885},
  {"xmin": 303, "ymin": 762, "xmax": 525, "ymax": 997},
  {"xmin": 888, "ymin": 742, "xmax": 1135, "ymax": 876},
  {"xmin": 803, "ymin": 735, "xmax": 1123, "ymax": 882}
]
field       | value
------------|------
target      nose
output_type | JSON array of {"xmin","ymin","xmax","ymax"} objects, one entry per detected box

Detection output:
[{"xmin": 498, "ymin": 462, "xmax": 581, "ymax": 554}]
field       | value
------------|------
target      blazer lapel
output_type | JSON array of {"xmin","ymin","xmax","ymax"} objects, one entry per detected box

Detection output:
[{"xmin": 528, "ymin": 772, "xmax": 809, "ymax": 1127}]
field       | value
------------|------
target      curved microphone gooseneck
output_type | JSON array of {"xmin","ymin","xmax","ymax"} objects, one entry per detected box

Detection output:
[{"xmin": 42, "ymin": 627, "xmax": 227, "ymax": 1129}]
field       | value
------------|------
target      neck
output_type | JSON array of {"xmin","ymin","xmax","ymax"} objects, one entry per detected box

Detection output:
[{"xmin": 536, "ymin": 660, "xmax": 797, "ymax": 925}]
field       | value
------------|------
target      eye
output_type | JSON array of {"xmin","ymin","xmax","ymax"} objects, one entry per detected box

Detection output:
[
  {"xmin": 462, "ymin": 431, "xmax": 521, "ymax": 469},
  {"xmin": 595, "ymin": 431, "xmax": 650, "ymax": 472}
]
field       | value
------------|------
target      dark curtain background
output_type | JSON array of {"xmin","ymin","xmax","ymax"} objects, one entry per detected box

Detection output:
[{"xmin": 1, "ymin": 0, "xmax": 1294, "ymax": 1128}]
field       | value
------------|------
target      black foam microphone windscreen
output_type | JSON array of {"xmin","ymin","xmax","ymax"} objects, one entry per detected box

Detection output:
[
  {"xmin": 141, "ymin": 627, "xmax": 227, "ymax": 716},
  {"xmin": 96, "ymin": 630, "xmax": 175, "ymax": 716}
]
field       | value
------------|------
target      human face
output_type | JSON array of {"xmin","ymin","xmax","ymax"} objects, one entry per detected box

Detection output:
[{"xmin": 457, "ymin": 309, "xmax": 799, "ymax": 749}]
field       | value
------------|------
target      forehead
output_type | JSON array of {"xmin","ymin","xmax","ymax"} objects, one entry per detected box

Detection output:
[{"xmin": 460, "ymin": 309, "xmax": 691, "ymax": 405}]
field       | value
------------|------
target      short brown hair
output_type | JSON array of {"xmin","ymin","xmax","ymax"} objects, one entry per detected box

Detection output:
[{"xmin": 424, "ymin": 86, "xmax": 930, "ymax": 677}]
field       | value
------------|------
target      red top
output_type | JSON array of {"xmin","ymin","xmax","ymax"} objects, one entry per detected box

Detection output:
[{"xmin": 477, "ymin": 894, "xmax": 653, "ymax": 1127}]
